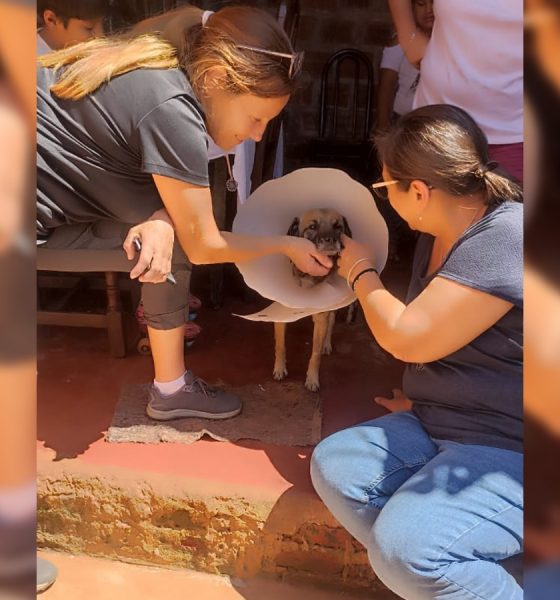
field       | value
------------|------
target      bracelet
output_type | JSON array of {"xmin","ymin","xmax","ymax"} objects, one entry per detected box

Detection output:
[
  {"xmin": 351, "ymin": 267, "xmax": 379, "ymax": 292},
  {"xmin": 346, "ymin": 258, "xmax": 371, "ymax": 288}
]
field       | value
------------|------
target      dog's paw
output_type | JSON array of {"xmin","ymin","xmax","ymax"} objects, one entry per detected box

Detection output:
[
  {"xmin": 305, "ymin": 374, "xmax": 320, "ymax": 392},
  {"xmin": 273, "ymin": 365, "xmax": 288, "ymax": 381},
  {"xmin": 321, "ymin": 341, "xmax": 333, "ymax": 355}
]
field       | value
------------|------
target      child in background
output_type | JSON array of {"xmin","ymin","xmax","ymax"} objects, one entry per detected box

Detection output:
[
  {"xmin": 37, "ymin": 0, "xmax": 110, "ymax": 54},
  {"xmin": 376, "ymin": 0, "xmax": 434, "ymax": 133},
  {"xmin": 375, "ymin": 0, "xmax": 433, "ymax": 263}
]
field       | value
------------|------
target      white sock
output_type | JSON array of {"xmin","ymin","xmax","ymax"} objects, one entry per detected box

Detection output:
[
  {"xmin": 0, "ymin": 481, "xmax": 36, "ymax": 522},
  {"xmin": 154, "ymin": 371, "xmax": 187, "ymax": 397}
]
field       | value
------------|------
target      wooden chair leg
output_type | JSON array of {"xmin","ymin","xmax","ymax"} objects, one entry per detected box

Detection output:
[{"xmin": 105, "ymin": 272, "xmax": 126, "ymax": 358}]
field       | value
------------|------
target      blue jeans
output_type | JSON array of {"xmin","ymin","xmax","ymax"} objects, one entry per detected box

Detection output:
[{"xmin": 310, "ymin": 412, "xmax": 523, "ymax": 599}]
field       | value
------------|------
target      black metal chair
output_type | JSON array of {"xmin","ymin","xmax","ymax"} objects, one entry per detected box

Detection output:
[{"xmin": 303, "ymin": 48, "xmax": 378, "ymax": 185}]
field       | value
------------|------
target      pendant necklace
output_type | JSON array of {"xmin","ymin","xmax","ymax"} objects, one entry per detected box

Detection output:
[{"xmin": 225, "ymin": 154, "xmax": 238, "ymax": 193}]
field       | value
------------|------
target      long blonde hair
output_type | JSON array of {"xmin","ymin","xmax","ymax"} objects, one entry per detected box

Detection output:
[{"xmin": 38, "ymin": 6, "xmax": 298, "ymax": 101}]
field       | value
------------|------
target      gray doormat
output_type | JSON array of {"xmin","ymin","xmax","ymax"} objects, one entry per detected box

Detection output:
[{"xmin": 106, "ymin": 381, "xmax": 322, "ymax": 446}]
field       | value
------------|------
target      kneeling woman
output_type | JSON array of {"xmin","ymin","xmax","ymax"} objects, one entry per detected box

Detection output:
[{"xmin": 312, "ymin": 104, "xmax": 523, "ymax": 600}]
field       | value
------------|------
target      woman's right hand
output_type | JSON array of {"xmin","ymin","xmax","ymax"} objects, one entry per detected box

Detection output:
[
  {"xmin": 283, "ymin": 236, "xmax": 333, "ymax": 277},
  {"xmin": 123, "ymin": 211, "xmax": 175, "ymax": 283},
  {"xmin": 374, "ymin": 389, "xmax": 413, "ymax": 413}
]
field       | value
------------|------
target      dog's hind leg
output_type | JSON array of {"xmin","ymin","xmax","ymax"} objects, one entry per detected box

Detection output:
[
  {"xmin": 306, "ymin": 312, "xmax": 329, "ymax": 392},
  {"xmin": 273, "ymin": 321, "xmax": 288, "ymax": 380}
]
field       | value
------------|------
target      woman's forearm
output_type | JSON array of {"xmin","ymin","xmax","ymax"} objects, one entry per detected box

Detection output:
[
  {"xmin": 353, "ymin": 270, "xmax": 410, "ymax": 360},
  {"xmin": 376, "ymin": 69, "xmax": 398, "ymax": 132},
  {"xmin": 189, "ymin": 230, "xmax": 290, "ymax": 265}
]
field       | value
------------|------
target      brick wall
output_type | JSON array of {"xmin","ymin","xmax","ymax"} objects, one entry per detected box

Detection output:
[{"xmin": 284, "ymin": 0, "xmax": 394, "ymax": 168}]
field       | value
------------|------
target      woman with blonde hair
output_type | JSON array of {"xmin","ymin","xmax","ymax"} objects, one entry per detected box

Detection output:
[{"xmin": 37, "ymin": 6, "xmax": 329, "ymax": 420}]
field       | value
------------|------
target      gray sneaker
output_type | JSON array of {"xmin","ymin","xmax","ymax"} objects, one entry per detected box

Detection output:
[
  {"xmin": 146, "ymin": 371, "xmax": 242, "ymax": 421},
  {"xmin": 37, "ymin": 557, "xmax": 58, "ymax": 593}
]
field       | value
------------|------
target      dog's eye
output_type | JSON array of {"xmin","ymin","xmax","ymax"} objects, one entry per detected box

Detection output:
[{"xmin": 308, "ymin": 223, "xmax": 317, "ymax": 231}]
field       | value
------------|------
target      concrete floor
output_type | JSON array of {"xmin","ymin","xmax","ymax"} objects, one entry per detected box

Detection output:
[
  {"xmin": 38, "ymin": 551, "xmax": 375, "ymax": 600},
  {"xmin": 37, "ymin": 264, "xmax": 408, "ymax": 496}
]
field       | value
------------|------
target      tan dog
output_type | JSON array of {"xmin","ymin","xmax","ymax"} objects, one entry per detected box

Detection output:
[{"xmin": 273, "ymin": 209, "xmax": 351, "ymax": 392}]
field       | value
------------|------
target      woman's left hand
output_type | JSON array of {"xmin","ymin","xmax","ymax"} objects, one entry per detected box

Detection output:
[{"xmin": 337, "ymin": 234, "xmax": 376, "ymax": 281}]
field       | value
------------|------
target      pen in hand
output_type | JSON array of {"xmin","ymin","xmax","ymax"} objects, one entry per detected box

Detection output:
[{"xmin": 132, "ymin": 238, "xmax": 177, "ymax": 285}]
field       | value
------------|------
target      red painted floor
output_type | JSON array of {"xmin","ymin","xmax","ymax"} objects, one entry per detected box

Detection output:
[
  {"xmin": 38, "ymin": 551, "xmax": 375, "ymax": 600},
  {"xmin": 37, "ymin": 264, "xmax": 409, "ymax": 499}
]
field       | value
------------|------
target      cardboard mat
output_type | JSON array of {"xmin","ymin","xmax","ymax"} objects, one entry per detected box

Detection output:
[{"xmin": 106, "ymin": 381, "xmax": 322, "ymax": 446}]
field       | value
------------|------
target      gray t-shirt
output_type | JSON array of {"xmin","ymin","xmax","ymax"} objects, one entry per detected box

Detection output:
[
  {"xmin": 37, "ymin": 67, "xmax": 209, "ymax": 237},
  {"xmin": 404, "ymin": 201, "xmax": 523, "ymax": 453}
]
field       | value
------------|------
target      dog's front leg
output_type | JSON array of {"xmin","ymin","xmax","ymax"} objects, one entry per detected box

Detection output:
[
  {"xmin": 306, "ymin": 312, "xmax": 329, "ymax": 392},
  {"xmin": 322, "ymin": 311, "xmax": 335, "ymax": 355},
  {"xmin": 273, "ymin": 322, "xmax": 288, "ymax": 380}
]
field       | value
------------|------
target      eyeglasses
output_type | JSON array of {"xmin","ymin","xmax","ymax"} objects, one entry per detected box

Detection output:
[
  {"xmin": 371, "ymin": 177, "xmax": 434, "ymax": 200},
  {"xmin": 236, "ymin": 44, "xmax": 304, "ymax": 79},
  {"xmin": 371, "ymin": 178, "xmax": 399, "ymax": 201}
]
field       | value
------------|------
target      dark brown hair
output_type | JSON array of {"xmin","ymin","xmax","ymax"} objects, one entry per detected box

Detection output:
[{"xmin": 376, "ymin": 104, "xmax": 523, "ymax": 205}]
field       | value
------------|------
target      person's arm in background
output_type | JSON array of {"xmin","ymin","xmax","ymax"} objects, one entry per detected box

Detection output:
[
  {"xmin": 376, "ymin": 68, "xmax": 398, "ymax": 133},
  {"xmin": 387, "ymin": 0, "xmax": 429, "ymax": 67}
]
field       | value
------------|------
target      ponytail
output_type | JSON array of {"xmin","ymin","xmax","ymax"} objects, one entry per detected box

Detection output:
[{"xmin": 483, "ymin": 169, "xmax": 523, "ymax": 205}]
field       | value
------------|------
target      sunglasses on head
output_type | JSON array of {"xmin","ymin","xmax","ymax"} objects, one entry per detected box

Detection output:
[{"xmin": 236, "ymin": 44, "xmax": 304, "ymax": 79}]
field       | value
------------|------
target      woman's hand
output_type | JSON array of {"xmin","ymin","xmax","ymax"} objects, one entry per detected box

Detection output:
[
  {"xmin": 123, "ymin": 210, "xmax": 175, "ymax": 283},
  {"xmin": 284, "ymin": 237, "xmax": 333, "ymax": 277},
  {"xmin": 337, "ymin": 234, "xmax": 376, "ymax": 281},
  {"xmin": 374, "ymin": 388, "xmax": 413, "ymax": 412}
]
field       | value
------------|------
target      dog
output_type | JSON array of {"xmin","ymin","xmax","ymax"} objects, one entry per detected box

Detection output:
[{"xmin": 273, "ymin": 209, "xmax": 352, "ymax": 392}]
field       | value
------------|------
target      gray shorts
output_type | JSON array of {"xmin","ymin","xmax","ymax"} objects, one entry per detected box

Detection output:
[{"xmin": 42, "ymin": 220, "xmax": 192, "ymax": 330}]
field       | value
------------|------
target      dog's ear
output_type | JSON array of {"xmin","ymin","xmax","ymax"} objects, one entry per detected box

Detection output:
[
  {"xmin": 342, "ymin": 217, "xmax": 353, "ymax": 238},
  {"xmin": 287, "ymin": 217, "xmax": 300, "ymax": 236}
]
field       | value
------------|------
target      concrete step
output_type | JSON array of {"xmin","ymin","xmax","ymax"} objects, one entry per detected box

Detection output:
[
  {"xmin": 37, "ymin": 445, "xmax": 394, "ymax": 595},
  {"xmin": 38, "ymin": 551, "xmax": 375, "ymax": 600}
]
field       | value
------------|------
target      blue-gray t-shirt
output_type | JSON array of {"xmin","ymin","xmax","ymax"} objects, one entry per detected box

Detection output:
[
  {"xmin": 37, "ymin": 67, "xmax": 209, "ymax": 238},
  {"xmin": 404, "ymin": 201, "xmax": 523, "ymax": 453}
]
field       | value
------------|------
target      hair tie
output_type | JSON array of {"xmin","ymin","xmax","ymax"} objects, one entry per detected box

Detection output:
[{"xmin": 474, "ymin": 160, "xmax": 499, "ymax": 179}]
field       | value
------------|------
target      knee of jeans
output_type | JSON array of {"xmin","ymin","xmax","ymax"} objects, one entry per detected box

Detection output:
[
  {"xmin": 368, "ymin": 508, "xmax": 439, "ymax": 583},
  {"xmin": 310, "ymin": 437, "xmax": 336, "ymax": 501},
  {"xmin": 310, "ymin": 434, "xmax": 347, "ymax": 497},
  {"xmin": 310, "ymin": 432, "xmax": 361, "ymax": 506}
]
